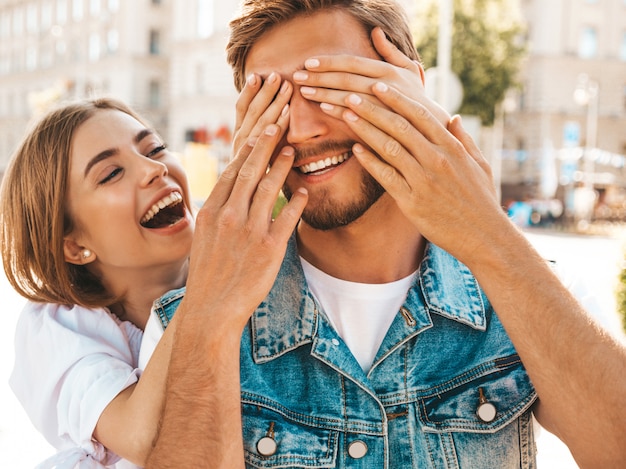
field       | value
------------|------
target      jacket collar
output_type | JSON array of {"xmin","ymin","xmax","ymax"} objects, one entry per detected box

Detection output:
[{"xmin": 250, "ymin": 234, "xmax": 487, "ymax": 364}]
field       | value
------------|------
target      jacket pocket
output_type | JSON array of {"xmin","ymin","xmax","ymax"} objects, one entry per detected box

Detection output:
[
  {"xmin": 417, "ymin": 354, "xmax": 536, "ymax": 433},
  {"xmin": 242, "ymin": 402, "xmax": 339, "ymax": 468}
]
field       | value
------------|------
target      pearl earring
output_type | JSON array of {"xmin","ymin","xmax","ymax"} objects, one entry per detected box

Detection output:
[{"xmin": 82, "ymin": 249, "xmax": 92, "ymax": 259}]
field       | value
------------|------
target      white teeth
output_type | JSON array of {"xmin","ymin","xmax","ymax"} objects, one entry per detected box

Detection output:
[
  {"xmin": 299, "ymin": 152, "xmax": 350, "ymax": 174},
  {"xmin": 141, "ymin": 192, "xmax": 183, "ymax": 224}
]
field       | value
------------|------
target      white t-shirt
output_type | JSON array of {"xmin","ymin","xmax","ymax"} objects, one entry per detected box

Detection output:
[
  {"xmin": 300, "ymin": 256, "xmax": 417, "ymax": 372},
  {"xmin": 10, "ymin": 301, "xmax": 143, "ymax": 469}
]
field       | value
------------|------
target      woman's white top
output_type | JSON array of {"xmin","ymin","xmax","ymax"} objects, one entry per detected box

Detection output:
[{"xmin": 9, "ymin": 301, "xmax": 143, "ymax": 469}]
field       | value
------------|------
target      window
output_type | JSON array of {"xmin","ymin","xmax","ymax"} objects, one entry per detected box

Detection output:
[
  {"xmin": 0, "ymin": 12, "xmax": 10, "ymax": 39},
  {"xmin": 88, "ymin": 33, "xmax": 100, "ymax": 61},
  {"xmin": 149, "ymin": 80, "xmax": 160, "ymax": 108},
  {"xmin": 579, "ymin": 26, "xmax": 598, "ymax": 58},
  {"xmin": 149, "ymin": 29, "xmax": 160, "ymax": 55},
  {"xmin": 90, "ymin": 0, "xmax": 101, "ymax": 17},
  {"xmin": 197, "ymin": 0, "xmax": 214, "ymax": 38},
  {"xmin": 13, "ymin": 7, "xmax": 24, "ymax": 36},
  {"xmin": 72, "ymin": 0, "xmax": 84, "ymax": 21},
  {"xmin": 25, "ymin": 45, "xmax": 37, "ymax": 71},
  {"xmin": 107, "ymin": 0, "xmax": 119, "ymax": 13},
  {"xmin": 106, "ymin": 29, "xmax": 118, "ymax": 54},
  {"xmin": 57, "ymin": 0, "xmax": 68, "ymax": 25},
  {"xmin": 41, "ymin": 2, "xmax": 52, "ymax": 31},
  {"xmin": 26, "ymin": 4, "xmax": 38, "ymax": 35},
  {"xmin": 621, "ymin": 32, "xmax": 626, "ymax": 61}
]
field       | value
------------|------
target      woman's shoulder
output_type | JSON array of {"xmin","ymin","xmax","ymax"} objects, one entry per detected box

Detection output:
[{"xmin": 17, "ymin": 300, "xmax": 143, "ymax": 355}]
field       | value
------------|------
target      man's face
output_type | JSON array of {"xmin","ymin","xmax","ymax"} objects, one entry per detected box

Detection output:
[{"xmin": 245, "ymin": 9, "xmax": 385, "ymax": 231}]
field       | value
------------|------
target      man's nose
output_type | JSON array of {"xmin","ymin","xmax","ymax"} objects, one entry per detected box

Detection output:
[{"xmin": 286, "ymin": 87, "xmax": 329, "ymax": 145}]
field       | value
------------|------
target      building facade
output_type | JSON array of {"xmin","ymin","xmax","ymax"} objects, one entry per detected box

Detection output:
[
  {"xmin": 500, "ymin": 0, "xmax": 626, "ymax": 221},
  {"xmin": 1, "ymin": 0, "xmax": 625, "ymax": 220},
  {"xmin": 0, "ymin": 0, "xmax": 172, "ymax": 172}
]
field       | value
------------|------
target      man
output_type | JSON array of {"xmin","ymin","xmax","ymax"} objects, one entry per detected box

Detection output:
[{"xmin": 146, "ymin": 1, "xmax": 626, "ymax": 467}]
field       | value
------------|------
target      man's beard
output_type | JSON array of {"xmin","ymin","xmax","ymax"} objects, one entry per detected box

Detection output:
[{"xmin": 282, "ymin": 171, "xmax": 385, "ymax": 231}]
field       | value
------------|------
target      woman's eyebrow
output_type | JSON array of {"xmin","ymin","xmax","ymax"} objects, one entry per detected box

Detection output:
[
  {"xmin": 83, "ymin": 148, "xmax": 118, "ymax": 178},
  {"xmin": 83, "ymin": 128, "xmax": 155, "ymax": 178},
  {"xmin": 134, "ymin": 128, "xmax": 154, "ymax": 144}
]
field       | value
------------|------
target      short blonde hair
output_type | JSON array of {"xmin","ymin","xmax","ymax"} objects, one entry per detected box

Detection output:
[
  {"xmin": 0, "ymin": 98, "xmax": 147, "ymax": 307},
  {"xmin": 226, "ymin": 0, "xmax": 420, "ymax": 92}
]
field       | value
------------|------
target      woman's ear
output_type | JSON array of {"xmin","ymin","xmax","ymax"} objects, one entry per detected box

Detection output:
[{"xmin": 63, "ymin": 238, "xmax": 95, "ymax": 265}]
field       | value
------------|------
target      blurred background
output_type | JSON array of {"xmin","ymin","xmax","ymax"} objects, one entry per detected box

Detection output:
[{"xmin": 0, "ymin": 0, "xmax": 625, "ymax": 467}]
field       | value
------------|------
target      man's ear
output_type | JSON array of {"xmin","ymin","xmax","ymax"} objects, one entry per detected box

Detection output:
[{"xmin": 63, "ymin": 238, "xmax": 95, "ymax": 265}]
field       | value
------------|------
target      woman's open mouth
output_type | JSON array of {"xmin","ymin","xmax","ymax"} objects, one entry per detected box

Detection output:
[{"xmin": 140, "ymin": 192, "xmax": 186, "ymax": 229}]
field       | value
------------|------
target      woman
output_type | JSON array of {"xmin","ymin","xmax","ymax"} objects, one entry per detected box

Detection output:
[{"xmin": 1, "ymin": 84, "xmax": 300, "ymax": 468}]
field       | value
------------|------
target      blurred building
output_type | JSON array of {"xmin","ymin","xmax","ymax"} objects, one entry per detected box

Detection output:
[
  {"xmin": 0, "ymin": 0, "xmax": 173, "ymax": 172},
  {"xmin": 500, "ymin": 0, "xmax": 626, "ymax": 222},
  {"xmin": 1, "ymin": 0, "xmax": 625, "ymax": 219}
]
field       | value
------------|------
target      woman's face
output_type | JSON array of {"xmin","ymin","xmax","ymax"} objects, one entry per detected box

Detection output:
[{"xmin": 64, "ymin": 108, "xmax": 195, "ymax": 279}]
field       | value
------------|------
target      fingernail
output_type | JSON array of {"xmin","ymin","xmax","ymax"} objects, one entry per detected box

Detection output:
[
  {"xmin": 348, "ymin": 94, "xmax": 362, "ymax": 106},
  {"xmin": 353, "ymin": 143, "xmax": 365, "ymax": 154},
  {"xmin": 280, "ymin": 80, "xmax": 290, "ymax": 94},
  {"xmin": 320, "ymin": 102, "xmax": 334, "ymax": 112},
  {"xmin": 344, "ymin": 110, "xmax": 359, "ymax": 122},
  {"xmin": 280, "ymin": 146, "xmax": 294, "ymax": 157},
  {"xmin": 264, "ymin": 125, "xmax": 278, "ymax": 136},
  {"xmin": 293, "ymin": 71, "xmax": 308, "ymax": 82},
  {"xmin": 281, "ymin": 103, "xmax": 289, "ymax": 117},
  {"xmin": 247, "ymin": 74, "xmax": 257, "ymax": 86},
  {"xmin": 300, "ymin": 86, "xmax": 316, "ymax": 96},
  {"xmin": 305, "ymin": 58, "xmax": 320, "ymax": 69},
  {"xmin": 374, "ymin": 82, "xmax": 388, "ymax": 92},
  {"xmin": 247, "ymin": 136, "xmax": 258, "ymax": 147},
  {"xmin": 267, "ymin": 72, "xmax": 278, "ymax": 84}
]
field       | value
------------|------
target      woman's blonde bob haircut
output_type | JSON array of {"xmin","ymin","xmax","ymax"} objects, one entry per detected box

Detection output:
[
  {"xmin": 0, "ymin": 98, "xmax": 147, "ymax": 308},
  {"xmin": 226, "ymin": 0, "xmax": 421, "ymax": 92}
]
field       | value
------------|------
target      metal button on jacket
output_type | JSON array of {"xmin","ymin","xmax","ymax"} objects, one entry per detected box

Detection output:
[
  {"xmin": 348, "ymin": 440, "xmax": 368, "ymax": 459},
  {"xmin": 477, "ymin": 387, "xmax": 497, "ymax": 423},
  {"xmin": 257, "ymin": 436, "xmax": 277, "ymax": 457}
]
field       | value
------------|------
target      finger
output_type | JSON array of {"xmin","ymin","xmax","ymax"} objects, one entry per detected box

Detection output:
[
  {"xmin": 448, "ymin": 115, "xmax": 494, "ymax": 186},
  {"xmin": 230, "ymin": 124, "xmax": 285, "ymax": 214},
  {"xmin": 342, "ymin": 86, "xmax": 445, "ymax": 164},
  {"xmin": 270, "ymin": 187, "xmax": 308, "ymax": 240},
  {"xmin": 247, "ymin": 146, "xmax": 297, "ymax": 228},
  {"xmin": 366, "ymin": 83, "xmax": 450, "ymax": 148},
  {"xmin": 202, "ymin": 136, "xmax": 256, "ymax": 210},
  {"xmin": 299, "ymin": 85, "xmax": 387, "ymax": 113},
  {"xmin": 234, "ymin": 73, "xmax": 262, "ymax": 133},
  {"xmin": 233, "ymin": 73, "xmax": 292, "ymax": 153},
  {"xmin": 294, "ymin": 65, "xmax": 375, "ymax": 95},
  {"xmin": 370, "ymin": 27, "xmax": 422, "ymax": 75},
  {"xmin": 351, "ymin": 142, "xmax": 413, "ymax": 202},
  {"xmin": 341, "ymin": 103, "xmax": 424, "ymax": 189}
]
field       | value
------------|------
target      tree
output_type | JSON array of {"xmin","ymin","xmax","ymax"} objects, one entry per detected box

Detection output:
[{"xmin": 412, "ymin": 0, "xmax": 527, "ymax": 126}]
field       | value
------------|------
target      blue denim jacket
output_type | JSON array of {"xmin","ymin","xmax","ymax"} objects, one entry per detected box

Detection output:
[{"xmin": 154, "ymin": 234, "xmax": 537, "ymax": 468}]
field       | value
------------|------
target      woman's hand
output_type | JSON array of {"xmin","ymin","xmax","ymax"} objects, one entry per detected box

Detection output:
[
  {"xmin": 292, "ymin": 27, "xmax": 449, "ymax": 127},
  {"xmin": 184, "ymin": 120, "xmax": 307, "ymax": 331}
]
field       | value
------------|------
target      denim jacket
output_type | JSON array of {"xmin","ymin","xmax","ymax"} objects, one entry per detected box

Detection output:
[{"xmin": 154, "ymin": 234, "xmax": 537, "ymax": 468}]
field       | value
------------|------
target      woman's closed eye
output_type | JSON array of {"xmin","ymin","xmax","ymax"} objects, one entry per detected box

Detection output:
[
  {"xmin": 146, "ymin": 144, "xmax": 167, "ymax": 159},
  {"xmin": 98, "ymin": 166, "xmax": 123, "ymax": 185}
]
